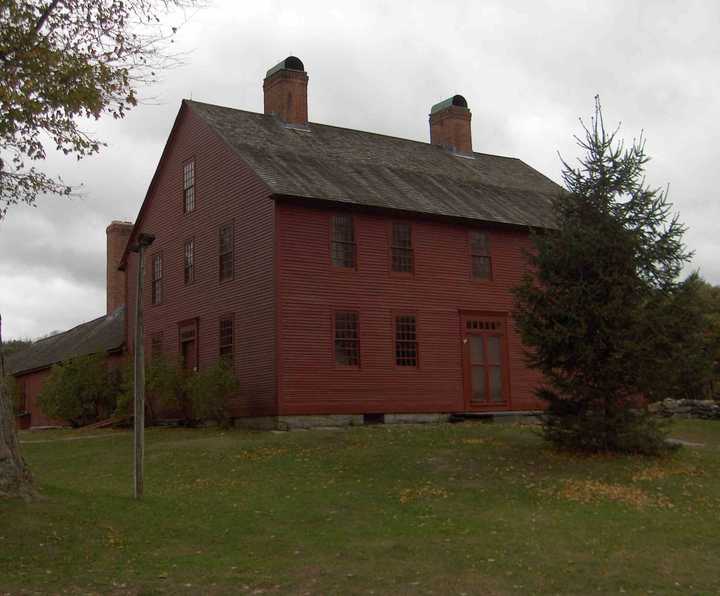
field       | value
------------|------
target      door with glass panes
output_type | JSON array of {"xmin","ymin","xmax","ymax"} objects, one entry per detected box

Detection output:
[{"xmin": 462, "ymin": 314, "xmax": 510, "ymax": 410}]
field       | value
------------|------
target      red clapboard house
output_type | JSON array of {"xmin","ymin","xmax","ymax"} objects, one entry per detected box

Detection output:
[{"xmin": 120, "ymin": 56, "xmax": 561, "ymax": 427}]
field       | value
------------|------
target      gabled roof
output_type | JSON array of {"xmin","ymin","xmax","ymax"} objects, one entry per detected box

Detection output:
[
  {"xmin": 6, "ymin": 307, "xmax": 126, "ymax": 376},
  {"xmin": 187, "ymin": 100, "xmax": 562, "ymax": 229}
]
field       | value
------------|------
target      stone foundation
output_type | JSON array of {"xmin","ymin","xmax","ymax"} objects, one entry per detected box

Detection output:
[
  {"xmin": 649, "ymin": 399, "xmax": 720, "ymax": 420},
  {"xmin": 384, "ymin": 413, "xmax": 451, "ymax": 424},
  {"xmin": 233, "ymin": 413, "xmax": 451, "ymax": 430}
]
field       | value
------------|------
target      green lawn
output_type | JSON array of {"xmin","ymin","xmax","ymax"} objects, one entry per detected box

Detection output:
[{"xmin": 2, "ymin": 419, "xmax": 720, "ymax": 595}]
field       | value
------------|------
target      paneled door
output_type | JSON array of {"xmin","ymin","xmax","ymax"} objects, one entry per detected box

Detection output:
[{"xmin": 461, "ymin": 314, "xmax": 510, "ymax": 410}]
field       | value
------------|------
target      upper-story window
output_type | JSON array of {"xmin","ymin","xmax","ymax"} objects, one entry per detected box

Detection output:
[
  {"xmin": 219, "ymin": 223, "xmax": 234, "ymax": 282},
  {"xmin": 183, "ymin": 159, "xmax": 195, "ymax": 213},
  {"xmin": 470, "ymin": 231, "xmax": 492, "ymax": 280},
  {"xmin": 184, "ymin": 238, "xmax": 195, "ymax": 284},
  {"xmin": 391, "ymin": 222, "xmax": 414, "ymax": 273},
  {"xmin": 151, "ymin": 253, "xmax": 163, "ymax": 305},
  {"xmin": 331, "ymin": 214, "xmax": 356, "ymax": 269}
]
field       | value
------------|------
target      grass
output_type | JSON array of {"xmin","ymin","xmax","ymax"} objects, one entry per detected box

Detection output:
[{"xmin": 2, "ymin": 419, "xmax": 720, "ymax": 595}]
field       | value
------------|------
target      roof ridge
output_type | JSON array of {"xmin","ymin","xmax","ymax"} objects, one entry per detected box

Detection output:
[
  {"xmin": 31, "ymin": 313, "xmax": 107, "ymax": 345},
  {"xmin": 184, "ymin": 99, "xmax": 523, "ymax": 162}
]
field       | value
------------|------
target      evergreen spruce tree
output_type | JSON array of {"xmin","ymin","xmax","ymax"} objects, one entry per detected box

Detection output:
[{"xmin": 513, "ymin": 97, "xmax": 692, "ymax": 454}]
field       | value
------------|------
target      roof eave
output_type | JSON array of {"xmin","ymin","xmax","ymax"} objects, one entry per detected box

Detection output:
[{"xmin": 270, "ymin": 192, "xmax": 556, "ymax": 231}]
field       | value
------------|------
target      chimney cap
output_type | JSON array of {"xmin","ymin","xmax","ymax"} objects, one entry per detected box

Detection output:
[
  {"xmin": 266, "ymin": 55, "xmax": 305, "ymax": 78},
  {"xmin": 430, "ymin": 95, "xmax": 468, "ymax": 114}
]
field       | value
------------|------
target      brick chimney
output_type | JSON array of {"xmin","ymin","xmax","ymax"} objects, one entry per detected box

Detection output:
[
  {"xmin": 263, "ymin": 56, "xmax": 308, "ymax": 125},
  {"xmin": 106, "ymin": 221, "xmax": 133, "ymax": 314},
  {"xmin": 429, "ymin": 95, "xmax": 472, "ymax": 154}
]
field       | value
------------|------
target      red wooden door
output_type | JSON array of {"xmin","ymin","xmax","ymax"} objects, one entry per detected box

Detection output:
[{"xmin": 462, "ymin": 314, "xmax": 510, "ymax": 410}]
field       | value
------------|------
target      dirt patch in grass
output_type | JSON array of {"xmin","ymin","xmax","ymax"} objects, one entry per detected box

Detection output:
[
  {"xmin": 398, "ymin": 483, "xmax": 450, "ymax": 504},
  {"xmin": 552, "ymin": 479, "xmax": 674, "ymax": 509},
  {"xmin": 632, "ymin": 462, "xmax": 704, "ymax": 482}
]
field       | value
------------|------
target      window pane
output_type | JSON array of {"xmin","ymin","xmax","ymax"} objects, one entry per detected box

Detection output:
[
  {"xmin": 152, "ymin": 254, "xmax": 162, "ymax": 305},
  {"xmin": 184, "ymin": 186, "xmax": 195, "ymax": 213},
  {"xmin": 334, "ymin": 312, "xmax": 359, "ymax": 366},
  {"xmin": 470, "ymin": 336, "xmax": 484, "ymax": 364},
  {"xmin": 472, "ymin": 255, "xmax": 491, "ymax": 279},
  {"xmin": 487, "ymin": 336, "xmax": 501, "ymax": 365},
  {"xmin": 220, "ymin": 317, "xmax": 234, "ymax": 362},
  {"xmin": 332, "ymin": 215, "xmax": 354, "ymax": 243},
  {"xmin": 183, "ymin": 161, "xmax": 195, "ymax": 189},
  {"xmin": 470, "ymin": 231, "xmax": 488, "ymax": 255},
  {"xmin": 392, "ymin": 223, "xmax": 411, "ymax": 248},
  {"xmin": 490, "ymin": 367, "xmax": 503, "ymax": 402},
  {"xmin": 184, "ymin": 240, "xmax": 194, "ymax": 284},
  {"xmin": 220, "ymin": 254, "xmax": 233, "ymax": 281},
  {"xmin": 219, "ymin": 225, "xmax": 233, "ymax": 254},
  {"xmin": 332, "ymin": 215, "xmax": 356, "ymax": 269},
  {"xmin": 471, "ymin": 366, "xmax": 486, "ymax": 402},
  {"xmin": 392, "ymin": 248, "xmax": 413, "ymax": 273},
  {"xmin": 391, "ymin": 223, "xmax": 413, "ymax": 273},
  {"xmin": 332, "ymin": 241, "xmax": 356, "ymax": 268},
  {"xmin": 219, "ymin": 225, "xmax": 234, "ymax": 281},
  {"xmin": 183, "ymin": 161, "xmax": 195, "ymax": 213}
]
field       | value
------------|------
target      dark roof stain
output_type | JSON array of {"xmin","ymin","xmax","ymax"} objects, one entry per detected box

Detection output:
[
  {"xmin": 186, "ymin": 100, "xmax": 562, "ymax": 229},
  {"xmin": 7, "ymin": 307, "xmax": 126, "ymax": 376}
]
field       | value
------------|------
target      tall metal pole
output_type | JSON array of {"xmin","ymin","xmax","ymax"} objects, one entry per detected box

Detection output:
[{"xmin": 132, "ymin": 233, "xmax": 154, "ymax": 500}]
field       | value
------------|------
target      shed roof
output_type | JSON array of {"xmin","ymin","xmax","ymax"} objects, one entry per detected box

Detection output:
[
  {"xmin": 6, "ymin": 307, "xmax": 125, "ymax": 376},
  {"xmin": 187, "ymin": 100, "xmax": 562, "ymax": 229}
]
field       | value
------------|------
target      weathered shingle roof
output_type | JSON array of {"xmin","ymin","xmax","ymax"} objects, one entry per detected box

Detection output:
[
  {"xmin": 6, "ymin": 307, "xmax": 125, "ymax": 376},
  {"xmin": 187, "ymin": 100, "xmax": 562, "ymax": 228}
]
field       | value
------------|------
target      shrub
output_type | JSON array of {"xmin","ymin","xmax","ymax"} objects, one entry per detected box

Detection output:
[
  {"xmin": 185, "ymin": 360, "xmax": 239, "ymax": 427},
  {"xmin": 116, "ymin": 354, "xmax": 186, "ymax": 423},
  {"xmin": 38, "ymin": 354, "xmax": 119, "ymax": 426},
  {"xmin": 147, "ymin": 354, "xmax": 187, "ymax": 414}
]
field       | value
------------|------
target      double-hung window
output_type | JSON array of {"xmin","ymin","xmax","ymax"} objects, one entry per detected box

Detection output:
[
  {"xmin": 219, "ymin": 316, "xmax": 234, "ymax": 364},
  {"xmin": 331, "ymin": 214, "xmax": 356, "ymax": 268},
  {"xmin": 334, "ymin": 311, "xmax": 360, "ymax": 366},
  {"xmin": 184, "ymin": 239, "xmax": 195, "ymax": 284},
  {"xmin": 151, "ymin": 253, "xmax": 163, "ymax": 305},
  {"xmin": 470, "ymin": 231, "xmax": 492, "ymax": 280},
  {"xmin": 391, "ymin": 223, "xmax": 413, "ymax": 273},
  {"xmin": 183, "ymin": 160, "xmax": 195, "ymax": 213},
  {"xmin": 395, "ymin": 314, "xmax": 418, "ymax": 367},
  {"xmin": 219, "ymin": 223, "xmax": 234, "ymax": 281}
]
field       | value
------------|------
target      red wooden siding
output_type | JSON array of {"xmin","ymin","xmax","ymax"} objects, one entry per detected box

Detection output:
[
  {"xmin": 14, "ymin": 368, "xmax": 64, "ymax": 428},
  {"xmin": 276, "ymin": 201, "xmax": 543, "ymax": 415},
  {"xmin": 15, "ymin": 351, "xmax": 126, "ymax": 428},
  {"xmin": 125, "ymin": 106, "xmax": 276, "ymax": 417}
]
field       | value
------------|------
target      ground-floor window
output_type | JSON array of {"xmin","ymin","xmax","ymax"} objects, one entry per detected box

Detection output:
[
  {"xmin": 219, "ymin": 315, "xmax": 234, "ymax": 364},
  {"xmin": 395, "ymin": 314, "xmax": 418, "ymax": 367},
  {"xmin": 334, "ymin": 311, "xmax": 360, "ymax": 366}
]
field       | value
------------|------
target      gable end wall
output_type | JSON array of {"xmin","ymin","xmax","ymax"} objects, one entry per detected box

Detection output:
[{"xmin": 126, "ymin": 107, "xmax": 277, "ymax": 416}]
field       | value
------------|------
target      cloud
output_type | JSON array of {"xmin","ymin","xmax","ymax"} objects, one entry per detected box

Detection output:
[{"xmin": 1, "ymin": 0, "xmax": 718, "ymax": 339}]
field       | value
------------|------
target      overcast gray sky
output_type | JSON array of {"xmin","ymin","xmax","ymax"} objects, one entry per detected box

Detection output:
[{"xmin": 1, "ymin": 0, "xmax": 718, "ymax": 340}]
